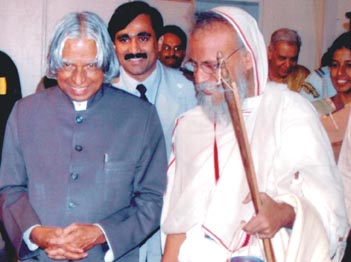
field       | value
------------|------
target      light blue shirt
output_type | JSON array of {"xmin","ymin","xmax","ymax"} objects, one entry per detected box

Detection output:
[
  {"xmin": 114, "ymin": 61, "xmax": 197, "ymax": 157},
  {"xmin": 301, "ymin": 66, "xmax": 337, "ymax": 102}
]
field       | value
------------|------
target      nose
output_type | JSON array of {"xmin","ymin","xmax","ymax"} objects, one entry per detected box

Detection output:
[
  {"xmin": 284, "ymin": 59, "xmax": 291, "ymax": 69},
  {"xmin": 130, "ymin": 38, "xmax": 140, "ymax": 54},
  {"xmin": 72, "ymin": 67, "xmax": 86, "ymax": 85},
  {"xmin": 337, "ymin": 64, "xmax": 346, "ymax": 76},
  {"xmin": 193, "ymin": 66, "xmax": 212, "ymax": 84},
  {"xmin": 169, "ymin": 48, "xmax": 175, "ymax": 56}
]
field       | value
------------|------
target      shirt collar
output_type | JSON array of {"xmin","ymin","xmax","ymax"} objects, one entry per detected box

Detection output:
[
  {"xmin": 68, "ymin": 84, "xmax": 107, "ymax": 111},
  {"xmin": 119, "ymin": 61, "xmax": 162, "ymax": 104},
  {"xmin": 72, "ymin": 100, "xmax": 87, "ymax": 111}
]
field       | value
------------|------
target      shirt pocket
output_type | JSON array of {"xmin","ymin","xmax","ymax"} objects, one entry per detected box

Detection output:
[{"xmin": 103, "ymin": 159, "xmax": 136, "ymax": 206}]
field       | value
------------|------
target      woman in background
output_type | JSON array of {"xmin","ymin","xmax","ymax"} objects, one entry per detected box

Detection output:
[
  {"xmin": 333, "ymin": 31, "xmax": 351, "ymax": 262},
  {"xmin": 317, "ymin": 32, "xmax": 351, "ymax": 161}
]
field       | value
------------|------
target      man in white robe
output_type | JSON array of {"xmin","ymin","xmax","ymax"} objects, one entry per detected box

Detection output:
[{"xmin": 161, "ymin": 6, "xmax": 349, "ymax": 262}]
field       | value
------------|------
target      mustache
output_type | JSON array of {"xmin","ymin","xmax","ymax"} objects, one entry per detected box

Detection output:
[
  {"xmin": 196, "ymin": 82, "xmax": 231, "ymax": 125},
  {"xmin": 124, "ymin": 53, "xmax": 147, "ymax": 60}
]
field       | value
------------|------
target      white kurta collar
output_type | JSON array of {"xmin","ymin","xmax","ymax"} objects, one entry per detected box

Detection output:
[{"xmin": 72, "ymin": 100, "xmax": 87, "ymax": 111}]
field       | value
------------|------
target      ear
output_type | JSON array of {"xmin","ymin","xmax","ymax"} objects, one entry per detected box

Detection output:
[
  {"xmin": 242, "ymin": 51, "xmax": 253, "ymax": 71},
  {"xmin": 267, "ymin": 44, "xmax": 273, "ymax": 60},
  {"xmin": 158, "ymin": 35, "xmax": 164, "ymax": 52}
]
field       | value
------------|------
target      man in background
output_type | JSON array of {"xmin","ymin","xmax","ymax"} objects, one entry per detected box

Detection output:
[
  {"xmin": 108, "ymin": 2, "xmax": 196, "ymax": 261},
  {"xmin": 268, "ymin": 28, "xmax": 318, "ymax": 97},
  {"xmin": 158, "ymin": 25, "xmax": 187, "ymax": 69}
]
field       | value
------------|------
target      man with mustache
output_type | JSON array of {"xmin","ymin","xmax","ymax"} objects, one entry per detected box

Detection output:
[
  {"xmin": 161, "ymin": 6, "xmax": 348, "ymax": 262},
  {"xmin": 107, "ymin": 1, "xmax": 197, "ymax": 261},
  {"xmin": 158, "ymin": 25, "xmax": 187, "ymax": 69}
]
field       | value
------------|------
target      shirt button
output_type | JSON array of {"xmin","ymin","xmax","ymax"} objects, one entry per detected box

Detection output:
[
  {"xmin": 76, "ymin": 115, "xmax": 84, "ymax": 124},
  {"xmin": 71, "ymin": 173, "xmax": 79, "ymax": 180},
  {"xmin": 75, "ymin": 145, "xmax": 83, "ymax": 151}
]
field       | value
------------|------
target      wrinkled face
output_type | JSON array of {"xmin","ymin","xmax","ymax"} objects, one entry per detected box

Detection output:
[
  {"xmin": 57, "ymin": 38, "xmax": 104, "ymax": 102},
  {"xmin": 158, "ymin": 33, "xmax": 185, "ymax": 68},
  {"xmin": 113, "ymin": 14, "xmax": 158, "ymax": 82},
  {"xmin": 187, "ymin": 23, "xmax": 247, "ymax": 96},
  {"xmin": 268, "ymin": 41, "xmax": 298, "ymax": 79},
  {"xmin": 330, "ymin": 47, "xmax": 351, "ymax": 93},
  {"xmin": 187, "ymin": 22, "xmax": 250, "ymax": 124}
]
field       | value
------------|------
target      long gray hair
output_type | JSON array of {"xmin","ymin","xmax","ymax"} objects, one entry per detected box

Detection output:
[{"xmin": 47, "ymin": 11, "xmax": 119, "ymax": 83}]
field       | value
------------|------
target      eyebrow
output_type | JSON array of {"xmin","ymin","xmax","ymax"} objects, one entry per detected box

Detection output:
[
  {"xmin": 138, "ymin": 32, "xmax": 152, "ymax": 37},
  {"xmin": 117, "ymin": 32, "xmax": 152, "ymax": 39}
]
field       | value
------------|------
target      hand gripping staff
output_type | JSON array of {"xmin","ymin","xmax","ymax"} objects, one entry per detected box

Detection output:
[{"xmin": 217, "ymin": 52, "xmax": 275, "ymax": 262}]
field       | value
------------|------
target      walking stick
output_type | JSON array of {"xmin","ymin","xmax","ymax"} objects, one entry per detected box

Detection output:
[{"xmin": 218, "ymin": 52, "xmax": 275, "ymax": 262}]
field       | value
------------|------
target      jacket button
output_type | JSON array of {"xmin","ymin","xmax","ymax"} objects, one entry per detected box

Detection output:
[
  {"xmin": 76, "ymin": 115, "xmax": 84, "ymax": 124},
  {"xmin": 71, "ymin": 173, "xmax": 79, "ymax": 180},
  {"xmin": 75, "ymin": 145, "xmax": 83, "ymax": 151},
  {"xmin": 68, "ymin": 201, "xmax": 77, "ymax": 209}
]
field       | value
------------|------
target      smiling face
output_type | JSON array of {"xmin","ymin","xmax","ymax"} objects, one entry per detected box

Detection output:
[
  {"xmin": 188, "ymin": 23, "xmax": 236, "ymax": 87},
  {"xmin": 330, "ymin": 47, "xmax": 351, "ymax": 93},
  {"xmin": 187, "ymin": 21, "xmax": 253, "ymax": 124},
  {"xmin": 57, "ymin": 37, "xmax": 104, "ymax": 101},
  {"xmin": 188, "ymin": 21, "xmax": 251, "ymax": 96},
  {"xmin": 268, "ymin": 41, "xmax": 299, "ymax": 80},
  {"xmin": 113, "ymin": 14, "xmax": 158, "ymax": 82}
]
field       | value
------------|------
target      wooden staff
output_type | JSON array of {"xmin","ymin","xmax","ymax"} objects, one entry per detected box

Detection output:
[{"xmin": 218, "ymin": 52, "xmax": 275, "ymax": 262}]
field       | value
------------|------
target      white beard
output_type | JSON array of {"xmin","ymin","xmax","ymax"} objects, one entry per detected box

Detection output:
[
  {"xmin": 196, "ymin": 82, "xmax": 231, "ymax": 126},
  {"xmin": 195, "ymin": 76, "xmax": 248, "ymax": 126}
]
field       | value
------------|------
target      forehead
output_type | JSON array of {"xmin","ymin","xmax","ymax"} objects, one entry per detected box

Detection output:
[
  {"xmin": 116, "ymin": 14, "xmax": 155, "ymax": 37},
  {"xmin": 188, "ymin": 23, "xmax": 236, "ymax": 60},
  {"xmin": 333, "ymin": 47, "xmax": 351, "ymax": 61},
  {"xmin": 163, "ymin": 33, "xmax": 182, "ymax": 45},
  {"xmin": 272, "ymin": 41, "xmax": 298, "ymax": 57},
  {"xmin": 61, "ymin": 38, "xmax": 97, "ymax": 60}
]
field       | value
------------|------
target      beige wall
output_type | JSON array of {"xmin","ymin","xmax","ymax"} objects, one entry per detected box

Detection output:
[
  {"xmin": 260, "ymin": 0, "xmax": 349, "ymax": 72},
  {"xmin": 0, "ymin": 0, "xmax": 349, "ymax": 97},
  {"xmin": 0, "ymin": 0, "xmax": 193, "ymax": 97}
]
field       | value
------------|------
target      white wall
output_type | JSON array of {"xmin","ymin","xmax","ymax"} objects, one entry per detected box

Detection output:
[{"xmin": 0, "ymin": 0, "xmax": 349, "ymax": 97}]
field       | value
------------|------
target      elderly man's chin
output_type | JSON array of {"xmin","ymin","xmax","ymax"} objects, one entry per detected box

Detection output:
[{"xmin": 196, "ymin": 82, "xmax": 231, "ymax": 126}]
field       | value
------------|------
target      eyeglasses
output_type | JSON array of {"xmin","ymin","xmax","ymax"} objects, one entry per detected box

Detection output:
[{"xmin": 182, "ymin": 46, "xmax": 243, "ymax": 75}]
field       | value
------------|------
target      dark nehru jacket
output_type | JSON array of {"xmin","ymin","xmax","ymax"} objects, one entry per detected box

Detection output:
[
  {"xmin": 0, "ymin": 50, "xmax": 22, "ymax": 163},
  {"xmin": 0, "ymin": 84, "xmax": 167, "ymax": 261}
]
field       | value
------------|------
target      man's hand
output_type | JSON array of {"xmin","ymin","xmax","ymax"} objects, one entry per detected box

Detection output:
[
  {"xmin": 30, "ymin": 225, "xmax": 87, "ymax": 260},
  {"xmin": 61, "ymin": 223, "xmax": 106, "ymax": 251},
  {"xmin": 29, "ymin": 223, "xmax": 105, "ymax": 260},
  {"xmin": 242, "ymin": 192, "xmax": 296, "ymax": 239},
  {"xmin": 30, "ymin": 225, "xmax": 64, "ymax": 249}
]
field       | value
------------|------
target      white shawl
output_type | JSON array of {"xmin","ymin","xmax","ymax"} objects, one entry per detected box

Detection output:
[{"xmin": 162, "ymin": 6, "xmax": 348, "ymax": 262}]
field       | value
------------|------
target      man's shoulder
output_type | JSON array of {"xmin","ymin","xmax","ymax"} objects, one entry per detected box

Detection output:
[
  {"xmin": 264, "ymin": 82, "xmax": 316, "ymax": 111},
  {"xmin": 104, "ymin": 84, "xmax": 154, "ymax": 107},
  {"xmin": 295, "ymin": 64, "xmax": 310, "ymax": 74},
  {"xmin": 160, "ymin": 64, "xmax": 193, "ymax": 85},
  {"xmin": 18, "ymin": 86, "xmax": 57, "ymax": 105},
  {"xmin": 176, "ymin": 105, "xmax": 202, "ymax": 122},
  {"xmin": 265, "ymin": 82, "xmax": 306, "ymax": 101},
  {"xmin": 159, "ymin": 64, "xmax": 196, "ymax": 103}
]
